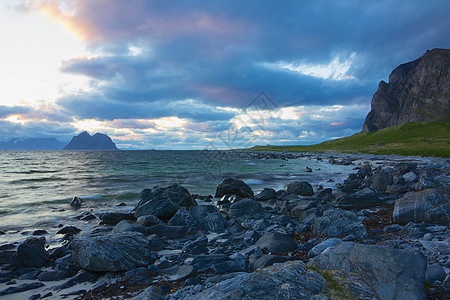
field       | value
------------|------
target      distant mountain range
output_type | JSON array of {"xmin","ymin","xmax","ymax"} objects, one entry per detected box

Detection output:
[
  {"xmin": 0, "ymin": 132, "xmax": 119, "ymax": 150},
  {"xmin": 63, "ymin": 131, "xmax": 119, "ymax": 150}
]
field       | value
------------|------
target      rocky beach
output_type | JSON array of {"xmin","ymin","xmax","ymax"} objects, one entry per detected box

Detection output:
[{"xmin": 0, "ymin": 151, "xmax": 448, "ymax": 299}]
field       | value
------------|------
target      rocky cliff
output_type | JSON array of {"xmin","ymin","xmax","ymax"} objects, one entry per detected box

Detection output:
[
  {"xmin": 362, "ymin": 48, "xmax": 450, "ymax": 132},
  {"xmin": 63, "ymin": 132, "xmax": 119, "ymax": 150}
]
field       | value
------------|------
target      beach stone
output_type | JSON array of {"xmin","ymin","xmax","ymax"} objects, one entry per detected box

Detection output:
[
  {"xmin": 134, "ymin": 184, "xmax": 196, "ymax": 220},
  {"xmin": 37, "ymin": 270, "xmax": 70, "ymax": 281},
  {"xmin": 256, "ymin": 232, "xmax": 297, "ymax": 253},
  {"xmin": 309, "ymin": 242, "xmax": 427, "ymax": 300},
  {"xmin": 189, "ymin": 205, "xmax": 218, "ymax": 220},
  {"xmin": 99, "ymin": 212, "xmax": 135, "ymax": 225},
  {"xmin": 334, "ymin": 188, "xmax": 381, "ymax": 209},
  {"xmin": 308, "ymin": 238, "xmax": 342, "ymax": 258},
  {"xmin": 210, "ymin": 253, "xmax": 249, "ymax": 274},
  {"xmin": 16, "ymin": 243, "xmax": 49, "ymax": 268},
  {"xmin": 198, "ymin": 212, "xmax": 227, "ymax": 232},
  {"xmin": 70, "ymin": 196, "xmax": 82, "ymax": 209},
  {"xmin": 24, "ymin": 236, "xmax": 46, "ymax": 248},
  {"xmin": 420, "ymin": 241, "xmax": 450, "ymax": 255},
  {"xmin": 312, "ymin": 209, "xmax": 368, "ymax": 239},
  {"xmin": 370, "ymin": 171, "xmax": 393, "ymax": 192},
  {"xmin": 426, "ymin": 263, "xmax": 446, "ymax": 283},
  {"xmin": 186, "ymin": 260, "xmax": 376, "ymax": 300},
  {"xmin": 137, "ymin": 214, "xmax": 161, "ymax": 226},
  {"xmin": 18, "ymin": 269, "xmax": 41, "ymax": 280},
  {"xmin": 56, "ymin": 226, "xmax": 82, "ymax": 235},
  {"xmin": 168, "ymin": 207, "xmax": 195, "ymax": 227},
  {"xmin": 229, "ymin": 199, "xmax": 263, "ymax": 218},
  {"xmin": 393, "ymin": 188, "xmax": 449, "ymax": 225},
  {"xmin": 416, "ymin": 174, "xmax": 440, "ymax": 190},
  {"xmin": 124, "ymin": 267, "xmax": 154, "ymax": 284},
  {"xmin": 158, "ymin": 265, "xmax": 195, "ymax": 281},
  {"xmin": 183, "ymin": 236, "xmax": 208, "ymax": 255},
  {"xmin": 215, "ymin": 178, "xmax": 254, "ymax": 198},
  {"xmin": 146, "ymin": 224, "xmax": 190, "ymax": 239},
  {"xmin": 254, "ymin": 188, "xmax": 277, "ymax": 201},
  {"xmin": 0, "ymin": 282, "xmax": 45, "ymax": 296},
  {"xmin": 285, "ymin": 181, "xmax": 314, "ymax": 196},
  {"xmin": 147, "ymin": 234, "xmax": 164, "ymax": 251},
  {"xmin": 290, "ymin": 200, "xmax": 316, "ymax": 218},
  {"xmin": 32, "ymin": 229, "xmax": 48, "ymax": 236},
  {"xmin": 190, "ymin": 254, "xmax": 230, "ymax": 272},
  {"xmin": 403, "ymin": 171, "xmax": 417, "ymax": 182},
  {"xmin": 53, "ymin": 270, "xmax": 98, "ymax": 290},
  {"xmin": 0, "ymin": 251, "xmax": 16, "ymax": 265},
  {"xmin": 71, "ymin": 233, "xmax": 157, "ymax": 272},
  {"xmin": 251, "ymin": 254, "xmax": 290, "ymax": 271},
  {"xmin": 113, "ymin": 220, "xmax": 147, "ymax": 234}
]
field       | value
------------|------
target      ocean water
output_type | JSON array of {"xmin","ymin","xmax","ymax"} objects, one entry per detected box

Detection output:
[{"xmin": 0, "ymin": 150, "xmax": 354, "ymax": 245}]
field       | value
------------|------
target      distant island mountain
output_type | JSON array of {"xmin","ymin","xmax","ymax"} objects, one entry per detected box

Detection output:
[
  {"xmin": 63, "ymin": 131, "xmax": 119, "ymax": 150},
  {"xmin": 0, "ymin": 138, "xmax": 66, "ymax": 150},
  {"xmin": 363, "ymin": 48, "xmax": 450, "ymax": 132}
]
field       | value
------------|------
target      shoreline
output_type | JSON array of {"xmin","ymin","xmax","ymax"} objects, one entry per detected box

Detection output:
[{"xmin": 0, "ymin": 151, "xmax": 449, "ymax": 299}]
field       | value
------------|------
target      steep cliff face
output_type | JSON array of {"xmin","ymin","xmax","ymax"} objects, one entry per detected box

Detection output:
[
  {"xmin": 63, "ymin": 132, "xmax": 119, "ymax": 150},
  {"xmin": 363, "ymin": 49, "xmax": 450, "ymax": 132}
]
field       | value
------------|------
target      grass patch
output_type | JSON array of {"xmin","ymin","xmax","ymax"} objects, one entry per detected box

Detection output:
[
  {"xmin": 245, "ymin": 122, "xmax": 450, "ymax": 158},
  {"xmin": 308, "ymin": 266, "xmax": 355, "ymax": 299}
]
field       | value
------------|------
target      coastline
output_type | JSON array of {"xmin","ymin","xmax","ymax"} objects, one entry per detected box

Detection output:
[{"xmin": 0, "ymin": 151, "xmax": 449, "ymax": 299}]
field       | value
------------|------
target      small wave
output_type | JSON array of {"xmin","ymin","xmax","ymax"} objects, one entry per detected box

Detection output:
[
  {"xmin": 10, "ymin": 176, "xmax": 67, "ymax": 184},
  {"xmin": 244, "ymin": 179, "xmax": 265, "ymax": 185}
]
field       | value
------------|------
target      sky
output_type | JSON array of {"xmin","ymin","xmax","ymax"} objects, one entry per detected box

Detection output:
[{"xmin": 0, "ymin": 0, "xmax": 449, "ymax": 149}]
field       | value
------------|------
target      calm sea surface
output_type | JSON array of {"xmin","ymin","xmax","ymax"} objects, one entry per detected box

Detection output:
[{"xmin": 0, "ymin": 150, "xmax": 353, "ymax": 245}]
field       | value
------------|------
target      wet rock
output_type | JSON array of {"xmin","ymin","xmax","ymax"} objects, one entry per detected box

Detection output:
[
  {"xmin": 71, "ymin": 233, "xmax": 157, "ymax": 272},
  {"xmin": 256, "ymin": 232, "xmax": 297, "ymax": 253},
  {"xmin": 229, "ymin": 199, "xmax": 264, "ymax": 218},
  {"xmin": 284, "ymin": 181, "xmax": 314, "ymax": 196},
  {"xmin": 426, "ymin": 263, "xmax": 446, "ymax": 283},
  {"xmin": 309, "ymin": 242, "xmax": 427, "ymax": 300},
  {"xmin": 99, "ymin": 212, "xmax": 135, "ymax": 226},
  {"xmin": 0, "ymin": 250, "xmax": 16, "ymax": 265},
  {"xmin": 189, "ymin": 205, "xmax": 219, "ymax": 220},
  {"xmin": 393, "ymin": 188, "xmax": 449, "ymax": 225},
  {"xmin": 147, "ymin": 234, "xmax": 164, "ymax": 251},
  {"xmin": 289, "ymin": 200, "xmax": 316, "ymax": 218},
  {"xmin": 134, "ymin": 184, "xmax": 196, "ymax": 220},
  {"xmin": 70, "ymin": 196, "xmax": 82, "ymax": 209},
  {"xmin": 198, "ymin": 212, "xmax": 227, "ymax": 232},
  {"xmin": 112, "ymin": 220, "xmax": 146, "ymax": 234},
  {"xmin": 168, "ymin": 207, "xmax": 195, "ymax": 227},
  {"xmin": 16, "ymin": 243, "xmax": 49, "ymax": 268},
  {"xmin": 215, "ymin": 178, "xmax": 254, "ymax": 198},
  {"xmin": 232, "ymin": 230, "xmax": 261, "ymax": 247},
  {"xmin": 308, "ymin": 238, "xmax": 342, "ymax": 258},
  {"xmin": 56, "ymin": 226, "xmax": 82, "ymax": 235},
  {"xmin": 24, "ymin": 236, "xmax": 46, "ymax": 248},
  {"xmin": 370, "ymin": 171, "xmax": 393, "ymax": 192},
  {"xmin": 312, "ymin": 209, "xmax": 368, "ymax": 239},
  {"xmin": 183, "ymin": 236, "xmax": 208, "ymax": 255},
  {"xmin": 137, "ymin": 214, "xmax": 161, "ymax": 226},
  {"xmin": 37, "ymin": 270, "xmax": 70, "ymax": 281},
  {"xmin": 53, "ymin": 270, "xmax": 98, "ymax": 290},
  {"xmin": 32, "ymin": 229, "xmax": 48, "ymax": 236},
  {"xmin": 254, "ymin": 188, "xmax": 278, "ymax": 201},
  {"xmin": 334, "ymin": 188, "xmax": 381, "ymax": 209},
  {"xmin": 0, "ymin": 282, "xmax": 45, "ymax": 296},
  {"xmin": 146, "ymin": 224, "xmax": 190, "ymax": 239}
]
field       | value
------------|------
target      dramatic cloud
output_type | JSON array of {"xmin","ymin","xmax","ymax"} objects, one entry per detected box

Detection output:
[{"xmin": 0, "ymin": 0, "xmax": 448, "ymax": 148}]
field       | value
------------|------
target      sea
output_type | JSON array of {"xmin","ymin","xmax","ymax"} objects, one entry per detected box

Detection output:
[{"xmin": 0, "ymin": 150, "xmax": 354, "ymax": 246}]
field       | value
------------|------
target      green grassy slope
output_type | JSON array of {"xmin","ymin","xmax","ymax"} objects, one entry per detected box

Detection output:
[{"xmin": 246, "ymin": 122, "xmax": 450, "ymax": 158}]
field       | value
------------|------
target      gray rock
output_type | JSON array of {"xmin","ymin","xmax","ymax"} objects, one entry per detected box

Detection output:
[
  {"xmin": 53, "ymin": 270, "xmax": 98, "ymax": 290},
  {"xmin": 403, "ymin": 172, "xmax": 417, "ymax": 182},
  {"xmin": 285, "ymin": 181, "xmax": 314, "ymax": 196},
  {"xmin": 146, "ymin": 224, "xmax": 190, "ymax": 239},
  {"xmin": 189, "ymin": 205, "xmax": 219, "ymax": 220},
  {"xmin": 158, "ymin": 265, "xmax": 195, "ymax": 281},
  {"xmin": 0, "ymin": 282, "xmax": 45, "ymax": 296},
  {"xmin": 191, "ymin": 254, "xmax": 230, "ymax": 272},
  {"xmin": 254, "ymin": 188, "xmax": 277, "ymax": 201},
  {"xmin": 422, "ymin": 233, "xmax": 433, "ymax": 241},
  {"xmin": 289, "ymin": 200, "xmax": 315, "ymax": 218},
  {"xmin": 70, "ymin": 196, "xmax": 82, "ymax": 209},
  {"xmin": 393, "ymin": 188, "xmax": 449, "ymax": 225},
  {"xmin": 137, "ymin": 214, "xmax": 161, "ymax": 226},
  {"xmin": 56, "ymin": 226, "xmax": 82, "ymax": 235},
  {"xmin": 312, "ymin": 209, "xmax": 368, "ymax": 239},
  {"xmin": 335, "ymin": 188, "xmax": 381, "ymax": 209},
  {"xmin": 416, "ymin": 174, "xmax": 440, "ymax": 190},
  {"xmin": 210, "ymin": 253, "xmax": 249, "ymax": 274},
  {"xmin": 124, "ymin": 267, "xmax": 153, "ymax": 284},
  {"xmin": 24, "ymin": 236, "xmax": 46, "ymax": 247},
  {"xmin": 215, "ymin": 178, "xmax": 254, "ymax": 198},
  {"xmin": 309, "ymin": 242, "xmax": 427, "ymax": 300},
  {"xmin": 370, "ymin": 171, "xmax": 393, "ymax": 192},
  {"xmin": 16, "ymin": 243, "xmax": 49, "ymax": 268},
  {"xmin": 134, "ymin": 184, "xmax": 196, "ymax": 220},
  {"xmin": 198, "ymin": 212, "xmax": 227, "ymax": 232},
  {"xmin": 186, "ymin": 260, "xmax": 376, "ymax": 300},
  {"xmin": 37, "ymin": 270, "xmax": 70, "ymax": 281},
  {"xmin": 113, "ymin": 220, "xmax": 147, "ymax": 234},
  {"xmin": 251, "ymin": 254, "xmax": 290, "ymax": 271},
  {"xmin": 168, "ymin": 207, "xmax": 195, "ymax": 227},
  {"xmin": 71, "ymin": 233, "xmax": 157, "ymax": 272},
  {"xmin": 308, "ymin": 238, "xmax": 342, "ymax": 258},
  {"xmin": 420, "ymin": 241, "xmax": 450, "ymax": 255},
  {"xmin": 256, "ymin": 232, "xmax": 297, "ymax": 253},
  {"xmin": 147, "ymin": 234, "xmax": 164, "ymax": 251},
  {"xmin": 229, "ymin": 199, "xmax": 264, "ymax": 218},
  {"xmin": 99, "ymin": 212, "xmax": 135, "ymax": 226},
  {"xmin": 426, "ymin": 263, "xmax": 446, "ymax": 283}
]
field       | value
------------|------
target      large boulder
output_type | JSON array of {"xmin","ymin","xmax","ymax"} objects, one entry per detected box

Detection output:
[
  {"xmin": 393, "ymin": 188, "xmax": 450, "ymax": 225},
  {"xmin": 215, "ymin": 178, "xmax": 254, "ymax": 198},
  {"xmin": 229, "ymin": 199, "xmax": 264, "ymax": 218},
  {"xmin": 256, "ymin": 232, "xmax": 297, "ymax": 253},
  {"xmin": 168, "ymin": 207, "xmax": 195, "ymax": 227},
  {"xmin": 99, "ymin": 212, "xmax": 135, "ymax": 225},
  {"xmin": 334, "ymin": 188, "xmax": 381, "ymax": 209},
  {"xmin": 370, "ymin": 171, "xmax": 393, "ymax": 192},
  {"xmin": 254, "ymin": 188, "xmax": 278, "ymax": 201},
  {"xmin": 112, "ymin": 220, "xmax": 146, "ymax": 234},
  {"xmin": 134, "ymin": 184, "xmax": 196, "ymax": 220},
  {"xmin": 15, "ymin": 243, "xmax": 49, "ymax": 268},
  {"xmin": 71, "ymin": 233, "xmax": 157, "ymax": 272},
  {"xmin": 183, "ymin": 260, "xmax": 376, "ymax": 299},
  {"xmin": 285, "ymin": 181, "xmax": 314, "ymax": 196},
  {"xmin": 312, "ymin": 209, "xmax": 368, "ymax": 239},
  {"xmin": 309, "ymin": 242, "xmax": 427, "ymax": 300}
]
